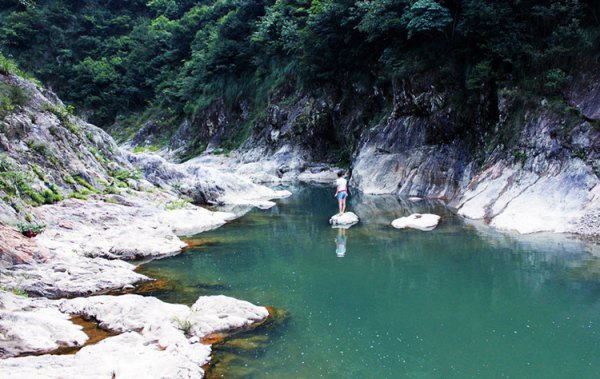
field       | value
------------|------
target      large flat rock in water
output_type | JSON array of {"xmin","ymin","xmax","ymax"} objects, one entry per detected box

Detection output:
[
  {"xmin": 0, "ymin": 292, "xmax": 270, "ymax": 379},
  {"xmin": 329, "ymin": 212, "xmax": 359, "ymax": 228},
  {"xmin": 392, "ymin": 214, "xmax": 440, "ymax": 231}
]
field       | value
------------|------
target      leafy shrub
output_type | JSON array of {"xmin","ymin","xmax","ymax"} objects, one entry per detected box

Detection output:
[
  {"xmin": 544, "ymin": 68, "xmax": 567, "ymax": 92},
  {"xmin": 16, "ymin": 222, "xmax": 46, "ymax": 237}
]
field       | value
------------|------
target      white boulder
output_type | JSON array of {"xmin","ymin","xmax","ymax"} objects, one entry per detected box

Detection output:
[
  {"xmin": 329, "ymin": 212, "xmax": 359, "ymax": 228},
  {"xmin": 188, "ymin": 295, "xmax": 270, "ymax": 337},
  {"xmin": 0, "ymin": 332, "xmax": 210, "ymax": 379},
  {"xmin": 0, "ymin": 291, "xmax": 88, "ymax": 358},
  {"xmin": 391, "ymin": 213, "xmax": 441, "ymax": 231}
]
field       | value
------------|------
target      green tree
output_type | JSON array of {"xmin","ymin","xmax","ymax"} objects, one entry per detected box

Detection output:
[{"xmin": 401, "ymin": 0, "xmax": 452, "ymax": 39}]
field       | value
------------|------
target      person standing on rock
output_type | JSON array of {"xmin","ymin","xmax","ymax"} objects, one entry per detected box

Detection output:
[{"xmin": 334, "ymin": 170, "xmax": 348, "ymax": 214}]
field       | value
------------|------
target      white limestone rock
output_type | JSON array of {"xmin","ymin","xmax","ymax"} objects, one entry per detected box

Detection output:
[
  {"xmin": 391, "ymin": 213, "xmax": 441, "ymax": 231},
  {"xmin": 34, "ymin": 199, "xmax": 187, "ymax": 261},
  {"xmin": 0, "ymin": 190, "xmax": 241, "ymax": 297},
  {"xmin": 60, "ymin": 295, "xmax": 190, "ymax": 334},
  {"xmin": 0, "ymin": 332, "xmax": 210, "ymax": 379},
  {"xmin": 0, "ymin": 254, "xmax": 148, "ymax": 299},
  {"xmin": 0, "ymin": 294, "xmax": 270, "ymax": 379},
  {"xmin": 297, "ymin": 167, "xmax": 341, "ymax": 184},
  {"xmin": 188, "ymin": 295, "xmax": 270, "ymax": 337},
  {"xmin": 0, "ymin": 291, "xmax": 88, "ymax": 358},
  {"xmin": 329, "ymin": 212, "xmax": 360, "ymax": 228},
  {"xmin": 131, "ymin": 152, "xmax": 293, "ymax": 207},
  {"xmin": 161, "ymin": 208, "xmax": 236, "ymax": 236},
  {"xmin": 457, "ymin": 160, "xmax": 600, "ymax": 235}
]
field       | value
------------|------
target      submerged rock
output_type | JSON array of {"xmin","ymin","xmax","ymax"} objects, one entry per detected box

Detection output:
[
  {"xmin": 391, "ymin": 213, "xmax": 441, "ymax": 231},
  {"xmin": 329, "ymin": 212, "xmax": 359, "ymax": 228}
]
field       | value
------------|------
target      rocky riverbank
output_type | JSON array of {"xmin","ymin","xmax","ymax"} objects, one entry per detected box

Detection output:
[
  {"xmin": 0, "ymin": 71, "xmax": 292, "ymax": 377},
  {"xmin": 0, "ymin": 291, "xmax": 269, "ymax": 378}
]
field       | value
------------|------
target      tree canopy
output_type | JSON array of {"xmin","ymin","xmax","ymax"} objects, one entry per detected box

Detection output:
[{"xmin": 1, "ymin": 0, "xmax": 598, "ymax": 131}]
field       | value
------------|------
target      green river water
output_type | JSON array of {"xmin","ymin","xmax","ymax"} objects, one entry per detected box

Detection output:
[{"xmin": 142, "ymin": 186, "xmax": 600, "ymax": 378}]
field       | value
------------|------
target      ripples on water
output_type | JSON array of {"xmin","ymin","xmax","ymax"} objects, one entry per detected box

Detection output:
[{"xmin": 142, "ymin": 186, "xmax": 600, "ymax": 378}]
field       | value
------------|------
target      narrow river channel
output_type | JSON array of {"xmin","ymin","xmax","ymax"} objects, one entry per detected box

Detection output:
[{"xmin": 142, "ymin": 186, "xmax": 600, "ymax": 378}]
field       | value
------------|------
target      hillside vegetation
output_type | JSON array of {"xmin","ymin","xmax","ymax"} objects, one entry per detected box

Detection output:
[{"xmin": 1, "ymin": 0, "xmax": 599, "ymax": 156}]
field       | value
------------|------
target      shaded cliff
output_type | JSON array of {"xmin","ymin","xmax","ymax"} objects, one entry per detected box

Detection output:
[{"xmin": 151, "ymin": 66, "xmax": 600, "ymax": 236}]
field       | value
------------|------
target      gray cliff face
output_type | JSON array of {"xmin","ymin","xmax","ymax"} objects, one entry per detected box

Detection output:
[
  {"xmin": 352, "ymin": 79, "xmax": 480, "ymax": 199},
  {"xmin": 352, "ymin": 77, "xmax": 600, "ymax": 235},
  {"xmin": 0, "ymin": 73, "xmax": 132, "ymax": 224},
  {"xmin": 123, "ymin": 70, "xmax": 599, "ymax": 235},
  {"xmin": 165, "ymin": 81, "xmax": 384, "ymax": 165}
]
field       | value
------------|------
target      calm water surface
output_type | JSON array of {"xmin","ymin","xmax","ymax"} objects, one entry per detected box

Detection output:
[{"xmin": 142, "ymin": 186, "xmax": 600, "ymax": 378}]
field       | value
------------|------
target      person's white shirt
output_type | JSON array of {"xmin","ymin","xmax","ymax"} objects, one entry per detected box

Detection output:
[{"xmin": 336, "ymin": 177, "xmax": 347, "ymax": 192}]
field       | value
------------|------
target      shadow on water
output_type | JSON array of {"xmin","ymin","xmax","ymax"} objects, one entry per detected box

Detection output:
[{"xmin": 141, "ymin": 185, "xmax": 600, "ymax": 378}]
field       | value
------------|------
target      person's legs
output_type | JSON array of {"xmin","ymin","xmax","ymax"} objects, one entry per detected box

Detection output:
[
  {"xmin": 338, "ymin": 196, "xmax": 343, "ymax": 214},
  {"xmin": 341, "ymin": 197, "xmax": 346, "ymax": 213}
]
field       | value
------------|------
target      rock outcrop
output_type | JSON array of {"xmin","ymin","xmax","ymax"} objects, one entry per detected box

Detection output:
[
  {"xmin": 351, "ymin": 79, "xmax": 600, "ymax": 236},
  {"xmin": 0, "ymin": 72, "xmax": 294, "ymax": 298},
  {"xmin": 0, "ymin": 72, "xmax": 283, "ymax": 378},
  {"xmin": 0, "ymin": 292, "xmax": 87, "ymax": 358},
  {"xmin": 129, "ymin": 152, "xmax": 292, "ymax": 206},
  {"xmin": 0, "ymin": 292, "xmax": 269, "ymax": 378},
  {"xmin": 0, "ymin": 73, "xmax": 132, "ymax": 225}
]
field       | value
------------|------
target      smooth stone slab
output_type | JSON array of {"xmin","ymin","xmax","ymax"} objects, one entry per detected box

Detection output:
[
  {"xmin": 391, "ymin": 213, "xmax": 440, "ymax": 231},
  {"xmin": 0, "ymin": 293, "xmax": 270, "ymax": 379},
  {"xmin": 329, "ymin": 212, "xmax": 359, "ymax": 228}
]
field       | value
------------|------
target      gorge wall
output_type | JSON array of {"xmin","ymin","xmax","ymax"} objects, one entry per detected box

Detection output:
[{"xmin": 142, "ymin": 69, "xmax": 600, "ymax": 237}]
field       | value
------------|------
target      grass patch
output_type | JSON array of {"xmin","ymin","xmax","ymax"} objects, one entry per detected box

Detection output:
[
  {"xmin": 0, "ymin": 286, "xmax": 29, "ymax": 297},
  {"xmin": 165, "ymin": 198, "xmax": 190, "ymax": 210},
  {"xmin": 133, "ymin": 145, "xmax": 162, "ymax": 153},
  {"xmin": 0, "ymin": 154, "xmax": 61, "ymax": 205},
  {"xmin": 41, "ymin": 103, "xmax": 82, "ymax": 135},
  {"xmin": 172, "ymin": 316, "xmax": 193, "ymax": 337},
  {"xmin": 68, "ymin": 192, "xmax": 88, "ymax": 200},
  {"xmin": 73, "ymin": 175, "xmax": 99, "ymax": 193},
  {"xmin": 0, "ymin": 53, "xmax": 40, "ymax": 85},
  {"xmin": 0, "ymin": 82, "xmax": 29, "ymax": 118}
]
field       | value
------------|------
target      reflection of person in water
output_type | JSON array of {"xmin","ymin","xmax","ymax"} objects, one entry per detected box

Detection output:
[{"xmin": 335, "ymin": 228, "xmax": 347, "ymax": 257}]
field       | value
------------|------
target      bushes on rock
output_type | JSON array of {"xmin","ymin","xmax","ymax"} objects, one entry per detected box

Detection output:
[
  {"xmin": 16, "ymin": 222, "xmax": 46, "ymax": 237},
  {"xmin": 0, "ymin": 82, "xmax": 29, "ymax": 118}
]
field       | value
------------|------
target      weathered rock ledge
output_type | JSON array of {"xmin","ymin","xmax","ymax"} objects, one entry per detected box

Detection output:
[
  {"xmin": 0, "ymin": 190, "xmax": 238, "ymax": 298},
  {"xmin": 0, "ymin": 291, "xmax": 269, "ymax": 379}
]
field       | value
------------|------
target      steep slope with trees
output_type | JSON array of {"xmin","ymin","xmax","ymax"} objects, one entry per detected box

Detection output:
[{"xmin": 2, "ymin": 0, "xmax": 600, "ymax": 235}]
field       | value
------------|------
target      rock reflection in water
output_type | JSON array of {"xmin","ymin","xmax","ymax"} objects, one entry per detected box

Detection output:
[{"xmin": 334, "ymin": 228, "xmax": 347, "ymax": 257}]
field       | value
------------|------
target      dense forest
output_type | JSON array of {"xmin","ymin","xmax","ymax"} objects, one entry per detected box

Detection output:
[{"xmin": 1, "ymin": 0, "xmax": 600, "ymax": 154}]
